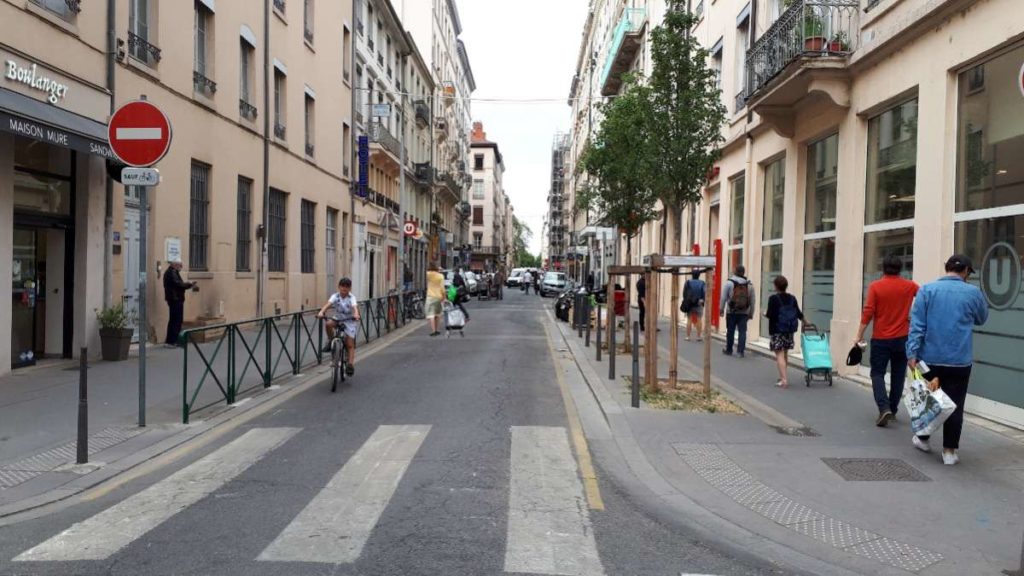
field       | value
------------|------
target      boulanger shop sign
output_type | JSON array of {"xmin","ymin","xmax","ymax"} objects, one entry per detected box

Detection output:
[{"xmin": 5, "ymin": 60, "xmax": 69, "ymax": 104}]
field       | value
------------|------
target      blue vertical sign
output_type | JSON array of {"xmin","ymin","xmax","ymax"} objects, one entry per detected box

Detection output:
[{"xmin": 357, "ymin": 135, "xmax": 369, "ymax": 198}]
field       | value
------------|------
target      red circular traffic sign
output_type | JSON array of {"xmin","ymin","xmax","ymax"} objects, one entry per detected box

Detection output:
[{"xmin": 107, "ymin": 101, "xmax": 172, "ymax": 167}]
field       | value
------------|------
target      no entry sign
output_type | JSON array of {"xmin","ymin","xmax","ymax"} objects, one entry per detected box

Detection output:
[{"xmin": 107, "ymin": 100, "xmax": 172, "ymax": 167}]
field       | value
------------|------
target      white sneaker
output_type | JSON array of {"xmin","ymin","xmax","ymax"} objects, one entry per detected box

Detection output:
[
  {"xmin": 942, "ymin": 451, "xmax": 959, "ymax": 466},
  {"xmin": 912, "ymin": 436, "xmax": 931, "ymax": 453}
]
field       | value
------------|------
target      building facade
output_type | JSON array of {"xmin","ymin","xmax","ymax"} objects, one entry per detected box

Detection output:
[
  {"xmin": 569, "ymin": 0, "xmax": 1024, "ymax": 428},
  {"xmin": 468, "ymin": 122, "xmax": 509, "ymax": 272},
  {"xmin": 547, "ymin": 133, "xmax": 569, "ymax": 271}
]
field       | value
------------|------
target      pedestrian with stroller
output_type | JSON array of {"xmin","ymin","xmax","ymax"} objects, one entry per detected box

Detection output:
[
  {"xmin": 907, "ymin": 254, "xmax": 988, "ymax": 465},
  {"xmin": 681, "ymin": 270, "xmax": 706, "ymax": 341},
  {"xmin": 719, "ymin": 265, "xmax": 755, "ymax": 357},
  {"xmin": 765, "ymin": 275, "xmax": 804, "ymax": 388},
  {"xmin": 856, "ymin": 256, "xmax": 919, "ymax": 427}
]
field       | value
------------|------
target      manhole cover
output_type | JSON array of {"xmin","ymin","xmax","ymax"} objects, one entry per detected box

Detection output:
[{"xmin": 822, "ymin": 458, "xmax": 930, "ymax": 482}]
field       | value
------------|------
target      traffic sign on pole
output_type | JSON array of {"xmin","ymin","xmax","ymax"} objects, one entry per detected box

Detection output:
[
  {"xmin": 121, "ymin": 167, "xmax": 160, "ymax": 186},
  {"xmin": 108, "ymin": 101, "xmax": 172, "ymax": 167}
]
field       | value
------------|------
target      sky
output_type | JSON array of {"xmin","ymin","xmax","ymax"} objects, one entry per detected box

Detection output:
[{"xmin": 458, "ymin": 0, "xmax": 590, "ymax": 257}]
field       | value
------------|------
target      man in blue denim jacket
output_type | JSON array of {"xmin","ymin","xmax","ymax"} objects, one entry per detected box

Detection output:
[{"xmin": 906, "ymin": 254, "xmax": 989, "ymax": 465}]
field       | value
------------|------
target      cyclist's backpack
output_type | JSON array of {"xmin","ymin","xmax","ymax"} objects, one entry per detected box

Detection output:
[
  {"xmin": 729, "ymin": 280, "xmax": 750, "ymax": 312},
  {"xmin": 681, "ymin": 280, "xmax": 704, "ymax": 313},
  {"xmin": 777, "ymin": 295, "xmax": 800, "ymax": 333}
]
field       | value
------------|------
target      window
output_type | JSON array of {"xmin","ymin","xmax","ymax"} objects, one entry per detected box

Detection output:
[
  {"xmin": 342, "ymin": 122, "xmax": 351, "ymax": 177},
  {"xmin": 866, "ymin": 98, "xmax": 918, "ymax": 224},
  {"xmin": 304, "ymin": 0, "xmax": 314, "ymax": 43},
  {"xmin": 194, "ymin": 2, "xmax": 215, "ymax": 95},
  {"xmin": 342, "ymin": 212, "xmax": 349, "ymax": 251},
  {"xmin": 30, "ymin": 0, "xmax": 77, "ymax": 21},
  {"xmin": 129, "ymin": 0, "xmax": 159, "ymax": 65},
  {"xmin": 472, "ymin": 205, "xmax": 483, "ymax": 226},
  {"xmin": 472, "ymin": 179, "xmax": 485, "ymax": 199},
  {"xmin": 473, "ymin": 232, "xmax": 483, "ymax": 248},
  {"xmin": 729, "ymin": 173, "xmax": 745, "ymax": 245},
  {"xmin": 189, "ymin": 161, "xmax": 211, "ymax": 271},
  {"xmin": 326, "ymin": 208, "xmax": 338, "ymax": 291},
  {"xmin": 803, "ymin": 133, "xmax": 839, "ymax": 332},
  {"xmin": 343, "ymin": 25, "xmax": 352, "ymax": 82},
  {"xmin": 859, "ymin": 228, "xmax": 914, "ymax": 365},
  {"xmin": 802, "ymin": 238, "xmax": 835, "ymax": 334},
  {"xmin": 236, "ymin": 177, "xmax": 253, "ymax": 271},
  {"xmin": 768, "ymin": 0, "xmax": 785, "ymax": 22},
  {"xmin": 305, "ymin": 94, "xmax": 315, "ymax": 156},
  {"xmin": 734, "ymin": 18, "xmax": 749, "ymax": 111},
  {"xmin": 268, "ymin": 189, "xmax": 287, "ymax": 272},
  {"xmin": 759, "ymin": 245, "xmax": 782, "ymax": 338},
  {"xmin": 474, "ymin": 154, "xmax": 484, "ymax": 170},
  {"xmin": 301, "ymin": 200, "xmax": 316, "ymax": 273},
  {"xmin": 762, "ymin": 158, "xmax": 785, "ymax": 242},
  {"xmin": 240, "ymin": 39, "xmax": 256, "ymax": 119},
  {"xmin": 805, "ymin": 134, "xmax": 839, "ymax": 234},
  {"xmin": 274, "ymin": 69, "xmax": 286, "ymax": 139}
]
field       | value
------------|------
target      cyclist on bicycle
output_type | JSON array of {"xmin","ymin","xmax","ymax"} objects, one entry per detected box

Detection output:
[{"xmin": 317, "ymin": 277, "xmax": 361, "ymax": 376}]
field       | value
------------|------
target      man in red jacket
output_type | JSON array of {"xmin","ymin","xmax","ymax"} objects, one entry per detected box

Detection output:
[{"xmin": 855, "ymin": 256, "xmax": 919, "ymax": 427}]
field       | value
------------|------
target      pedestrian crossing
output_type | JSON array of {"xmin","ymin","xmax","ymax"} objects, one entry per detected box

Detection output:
[{"xmin": 12, "ymin": 425, "xmax": 606, "ymax": 575}]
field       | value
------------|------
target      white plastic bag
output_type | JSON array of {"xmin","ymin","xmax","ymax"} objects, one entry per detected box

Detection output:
[{"xmin": 904, "ymin": 369, "xmax": 957, "ymax": 436}]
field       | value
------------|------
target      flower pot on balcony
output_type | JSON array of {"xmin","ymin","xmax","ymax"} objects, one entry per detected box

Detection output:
[
  {"xmin": 804, "ymin": 36, "xmax": 826, "ymax": 51},
  {"xmin": 99, "ymin": 328, "xmax": 134, "ymax": 362}
]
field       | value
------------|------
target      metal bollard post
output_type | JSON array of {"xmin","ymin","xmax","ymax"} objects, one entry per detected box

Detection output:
[
  {"xmin": 631, "ymin": 321, "xmax": 640, "ymax": 408},
  {"xmin": 577, "ymin": 295, "xmax": 584, "ymax": 339},
  {"xmin": 596, "ymin": 305, "xmax": 602, "ymax": 362},
  {"xmin": 584, "ymin": 299, "xmax": 591, "ymax": 347},
  {"xmin": 76, "ymin": 347, "xmax": 88, "ymax": 464},
  {"xmin": 608, "ymin": 312, "xmax": 616, "ymax": 380}
]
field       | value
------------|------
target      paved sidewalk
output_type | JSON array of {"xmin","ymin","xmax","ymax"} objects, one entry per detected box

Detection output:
[{"xmin": 555, "ymin": 309, "xmax": 1024, "ymax": 576}]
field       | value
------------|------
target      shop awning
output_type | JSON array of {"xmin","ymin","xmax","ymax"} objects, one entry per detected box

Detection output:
[{"xmin": 0, "ymin": 89, "xmax": 113, "ymax": 159}]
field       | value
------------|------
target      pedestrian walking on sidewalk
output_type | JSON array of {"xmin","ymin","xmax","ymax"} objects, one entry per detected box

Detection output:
[
  {"xmin": 681, "ymin": 270, "xmax": 705, "ymax": 341},
  {"xmin": 765, "ymin": 275, "xmax": 804, "ymax": 387},
  {"xmin": 719, "ymin": 265, "xmax": 755, "ymax": 357},
  {"xmin": 856, "ymin": 256, "xmax": 919, "ymax": 427},
  {"xmin": 425, "ymin": 262, "xmax": 445, "ymax": 337},
  {"xmin": 637, "ymin": 275, "xmax": 647, "ymax": 332},
  {"xmin": 522, "ymin": 270, "xmax": 533, "ymax": 294},
  {"xmin": 907, "ymin": 254, "xmax": 988, "ymax": 466},
  {"xmin": 162, "ymin": 259, "xmax": 196, "ymax": 348}
]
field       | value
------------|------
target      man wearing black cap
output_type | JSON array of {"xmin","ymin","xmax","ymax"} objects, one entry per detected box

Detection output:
[{"xmin": 906, "ymin": 254, "xmax": 989, "ymax": 465}]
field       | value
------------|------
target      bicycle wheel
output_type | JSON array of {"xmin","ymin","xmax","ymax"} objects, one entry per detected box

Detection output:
[{"xmin": 331, "ymin": 338, "xmax": 344, "ymax": 392}]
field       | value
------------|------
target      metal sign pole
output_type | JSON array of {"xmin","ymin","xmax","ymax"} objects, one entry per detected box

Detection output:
[{"xmin": 138, "ymin": 184, "xmax": 147, "ymax": 427}]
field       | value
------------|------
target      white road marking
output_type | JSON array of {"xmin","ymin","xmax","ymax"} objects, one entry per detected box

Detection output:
[
  {"xmin": 258, "ymin": 424, "xmax": 431, "ymax": 564},
  {"xmin": 14, "ymin": 427, "xmax": 298, "ymax": 562},
  {"xmin": 504, "ymin": 426, "xmax": 605, "ymax": 575},
  {"xmin": 115, "ymin": 127, "xmax": 162, "ymax": 140}
]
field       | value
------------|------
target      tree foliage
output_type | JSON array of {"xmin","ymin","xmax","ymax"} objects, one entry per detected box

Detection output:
[
  {"xmin": 517, "ymin": 252, "xmax": 541, "ymax": 268},
  {"xmin": 512, "ymin": 216, "xmax": 532, "ymax": 263},
  {"xmin": 647, "ymin": 2, "xmax": 728, "ymax": 251}
]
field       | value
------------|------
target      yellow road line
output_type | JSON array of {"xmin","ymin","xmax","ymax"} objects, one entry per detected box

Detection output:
[{"xmin": 544, "ymin": 322, "xmax": 605, "ymax": 511}]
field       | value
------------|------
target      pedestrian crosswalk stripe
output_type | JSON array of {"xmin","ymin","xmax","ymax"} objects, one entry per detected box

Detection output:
[
  {"xmin": 504, "ymin": 426, "xmax": 605, "ymax": 576},
  {"xmin": 257, "ymin": 424, "xmax": 431, "ymax": 564},
  {"xmin": 14, "ymin": 427, "xmax": 299, "ymax": 562}
]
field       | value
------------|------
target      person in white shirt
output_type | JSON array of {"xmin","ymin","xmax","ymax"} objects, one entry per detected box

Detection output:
[
  {"xmin": 317, "ymin": 277, "xmax": 361, "ymax": 376},
  {"xmin": 522, "ymin": 271, "xmax": 534, "ymax": 295}
]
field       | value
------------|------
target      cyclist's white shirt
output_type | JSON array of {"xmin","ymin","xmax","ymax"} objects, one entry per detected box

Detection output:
[{"xmin": 328, "ymin": 292, "xmax": 358, "ymax": 322}]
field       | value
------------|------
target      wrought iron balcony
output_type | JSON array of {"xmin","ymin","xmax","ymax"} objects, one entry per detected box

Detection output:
[
  {"xmin": 193, "ymin": 71, "xmax": 217, "ymax": 96},
  {"xmin": 304, "ymin": 28, "xmax": 314, "ymax": 44},
  {"xmin": 744, "ymin": 0, "xmax": 859, "ymax": 102},
  {"xmin": 414, "ymin": 100, "xmax": 430, "ymax": 127},
  {"xmin": 273, "ymin": 0, "xmax": 285, "ymax": 13},
  {"xmin": 239, "ymin": 100, "xmax": 258, "ymax": 120},
  {"xmin": 369, "ymin": 122, "xmax": 402, "ymax": 159},
  {"xmin": 274, "ymin": 122, "xmax": 286, "ymax": 140},
  {"xmin": 735, "ymin": 91, "xmax": 746, "ymax": 113},
  {"xmin": 305, "ymin": 142, "xmax": 315, "ymax": 157},
  {"xmin": 413, "ymin": 162, "xmax": 433, "ymax": 184},
  {"xmin": 599, "ymin": 7, "xmax": 647, "ymax": 96},
  {"xmin": 65, "ymin": 0, "xmax": 81, "ymax": 13},
  {"xmin": 127, "ymin": 31, "xmax": 161, "ymax": 65}
]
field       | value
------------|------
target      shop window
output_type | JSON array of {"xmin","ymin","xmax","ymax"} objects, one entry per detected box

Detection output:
[
  {"xmin": 803, "ymin": 133, "xmax": 839, "ymax": 332},
  {"xmin": 12, "ymin": 138, "xmax": 73, "ymax": 217},
  {"xmin": 189, "ymin": 161, "xmax": 211, "ymax": 271},
  {"xmin": 301, "ymin": 200, "xmax": 316, "ymax": 273},
  {"xmin": 860, "ymin": 227, "xmax": 914, "ymax": 366},
  {"xmin": 236, "ymin": 177, "xmax": 252, "ymax": 272},
  {"xmin": 802, "ymin": 238, "xmax": 835, "ymax": 333},
  {"xmin": 759, "ymin": 244, "xmax": 783, "ymax": 338},
  {"xmin": 268, "ymin": 189, "xmax": 287, "ymax": 272},
  {"xmin": 865, "ymin": 99, "xmax": 918, "ymax": 224},
  {"xmin": 806, "ymin": 134, "xmax": 838, "ymax": 233},
  {"xmin": 729, "ymin": 173, "xmax": 745, "ymax": 246},
  {"xmin": 762, "ymin": 158, "xmax": 785, "ymax": 242}
]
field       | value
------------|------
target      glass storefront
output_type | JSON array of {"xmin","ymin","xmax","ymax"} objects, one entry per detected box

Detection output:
[
  {"xmin": 762, "ymin": 158, "xmax": 785, "ymax": 241},
  {"xmin": 806, "ymin": 134, "xmax": 838, "ymax": 234},
  {"xmin": 866, "ymin": 99, "xmax": 918, "ymax": 224},
  {"xmin": 860, "ymin": 228, "xmax": 914, "ymax": 366},
  {"xmin": 759, "ymin": 244, "xmax": 782, "ymax": 337},
  {"xmin": 730, "ymin": 174, "xmax": 745, "ymax": 246},
  {"xmin": 804, "ymin": 134, "xmax": 839, "ymax": 332},
  {"xmin": 803, "ymin": 238, "xmax": 835, "ymax": 332},
  {"xmin": 954, "ymin": 43, "xmax": 1024, "ymax": 412}
]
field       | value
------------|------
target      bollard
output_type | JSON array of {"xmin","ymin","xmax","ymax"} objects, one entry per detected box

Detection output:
[
  {"xmin": 577, "ymin": 295, "xmax": 584, "ymax": 339},
  {"xmin": 584, "ymin": 298, "xmax": 591, "ymax": 347},
  {"xmin": 631, "ymin": 321, "xmax": 640, "ymax": 408},
  {"xmin": 76, "ymin": 347, "xmax": 88, "ymax": 464},
  {"xmin": 596, "ymin": 305, "xmax": 602, "ymax": 362},
  {"xmin": 608, "ymin": 311, "xmax": 616, "ymax": 380}
]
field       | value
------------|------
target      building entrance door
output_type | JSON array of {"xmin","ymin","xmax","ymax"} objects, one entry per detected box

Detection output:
[
  {"xmin": 123, "ymin": 206, "xmax": 141, "ymax": 342},
  {"xmin": 10, "ymin": 225, "xmax": 69, "ymax": 369}
]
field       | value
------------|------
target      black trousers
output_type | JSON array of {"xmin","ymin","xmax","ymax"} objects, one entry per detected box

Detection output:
[
  {"xmin": 918, "ymin": 364, "xmax": 972, "ymax": 450},
  {"xmin": 638, "ymin": 299, "xmax": 646, "ymax": 331},
  {"xmin": 166, "ymin": 300, "xmax": 184, "ymax": 345}
]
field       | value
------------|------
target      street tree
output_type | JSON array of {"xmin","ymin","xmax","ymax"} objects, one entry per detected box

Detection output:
[
  {"xmin": 579, "ymin": 80, "xmax": 659, "ymax": 357},
  {"xmin": 512, "ymin": 216, "xmax": 533, "ymax": 266},
  {"xmin": 646, "ymin": 2, "xmax": 728, "ymax": 387}
]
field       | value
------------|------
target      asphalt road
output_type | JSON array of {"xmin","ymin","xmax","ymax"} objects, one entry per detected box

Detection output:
[{"xmin": 0, "ymin": 288, "xmax": 788, "ymax": 576}]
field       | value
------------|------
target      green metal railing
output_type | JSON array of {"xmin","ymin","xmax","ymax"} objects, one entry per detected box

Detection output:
[
  {"xmin": 598, "ymin": 7, "xmax": 647, "ymax": 91},
  {"xmin": 181, "ymin": 292, "xmax": 420, "ymax": 423}
]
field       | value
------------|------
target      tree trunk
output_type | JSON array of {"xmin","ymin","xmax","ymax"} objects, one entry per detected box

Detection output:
[
  {"xmin": 622, "ymin": 234, "xmax": 633, "ymax": 354},
  {"xmin": 668, "ymin": 206, "xmax": 684, "ymax": 388},
  {"xmin": 644, "ymin": 268, "xmax": 660, "ymax": 394}
]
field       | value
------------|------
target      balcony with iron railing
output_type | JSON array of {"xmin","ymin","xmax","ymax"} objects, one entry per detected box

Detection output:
[
  {"xmin": 743, "ymin": 0, "xmax": 858, "ymax": 131},
  {"xmin": 369, "ymin": 122, "xmax": 402, "ymax": 164},
  {"xmin": 599, "ymin": 7, "xmax": 647, "ymax": 96},
  {"xmin": 193, "ymin": 70, "xmax": 217, "ymax": 96},
  {"xmin": 127, "ymin": 31, "xmax": 162, "ymax": 66},
  {"xmin": 239, "ymin": 99, "xmax": 258, "ymax": 121},
  {"xmin": 273, "ymin": 0, "xmax": 285, "ymax": 13},
  {"xmin": 274, "ymin": 122, "xmax": 286, "ymax": 140},
  {"xmin": 414, "ymin": 100, "xmax": 430, "ymax": 127}
]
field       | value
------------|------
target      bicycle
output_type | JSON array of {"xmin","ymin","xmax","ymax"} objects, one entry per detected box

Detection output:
[
  {"xmin": 404, "ymin": 291, "xmax": 426, "ymax": 321},
  {"xmin": 329, "ymin": 333, "xmax": 348, "ymax": 392}
]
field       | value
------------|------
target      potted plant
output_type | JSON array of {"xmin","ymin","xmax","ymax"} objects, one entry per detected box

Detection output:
[
  {"xmin": 96, "ymin": 304, "xmax": 135, "ymax": 361},
  {"xmin": 803, "ymin": 10, "xmax": 826, "ymax": 52},
  {"xmin": 828, "ymin": 31, "xmax": 850, "ymax": 53}
]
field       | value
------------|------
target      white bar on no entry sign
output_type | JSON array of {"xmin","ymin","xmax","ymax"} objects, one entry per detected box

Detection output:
[{"xmin": 115, "ymin": 127, "xmax": 163, "ymax": 140}]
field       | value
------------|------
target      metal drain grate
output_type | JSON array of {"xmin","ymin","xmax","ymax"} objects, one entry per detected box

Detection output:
[{"xmin": 822, "ymin": 458, "xmax": 931, "ymax": 482}]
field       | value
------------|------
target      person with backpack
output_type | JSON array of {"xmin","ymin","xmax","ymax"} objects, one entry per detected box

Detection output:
[
  {"xmin": 681, "ymin": 270, "xmax": 706, "ymax": 342},
  {"xmin": 719, "ymin": 265, "xmax": 755, "ymax": 357},
  {"xmin": 765, "ymin": 275, "xmax": 805, "ymax": 388}
]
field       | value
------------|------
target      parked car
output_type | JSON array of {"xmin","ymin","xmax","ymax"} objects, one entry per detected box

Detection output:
[
  {"xmin": 464, "ymin": 271, "xmax": 480, "ymax": 295},
  {"xmin": 540, "ymin": 271, "xmax": 567, "ymax": 297},
  {"xmin": 506, "ymin": 268, "xmax": 526, "ymax": 287}
]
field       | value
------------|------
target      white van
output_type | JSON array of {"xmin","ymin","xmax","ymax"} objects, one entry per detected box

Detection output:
[{"xmin": 506, "ymin": 268, "xmax": 526, "ymax": 287}]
